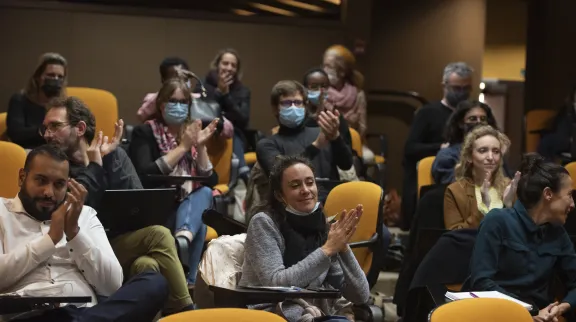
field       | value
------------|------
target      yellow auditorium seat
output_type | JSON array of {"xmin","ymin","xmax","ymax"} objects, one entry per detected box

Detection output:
[
  {"xmin": 160, "ymin": 308, "xmax": 286, "ymax": 322},
  {"xmin": 66, "ymin": 87, "xmax": 119, "ymax": 141},
  {"xmin": 0, "ymin": 141, "xmax": 27, "ymax": 198},
  {"xmin": 417, "ymin": 156, "xmax": 435, "ymax": 198},
  {"xmin": 429, "ymin": 298, "xmax": 533, "ymax": 322},
  {"xmin": 323, "ymin": 181, "xmax": 385, "ymax": 287}
]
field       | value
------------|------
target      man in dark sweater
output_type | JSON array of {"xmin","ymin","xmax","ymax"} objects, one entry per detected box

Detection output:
[
  {"xmin": 256, "ymin": 80, "xmax": 353, "ymax": 202},
  {"xmin": 42, "ymin": 96, "xmax": 194, "ymax": 315},
  {"xmin": 401, "ymin": 62, "xmax": 474, "ymax": 230}
]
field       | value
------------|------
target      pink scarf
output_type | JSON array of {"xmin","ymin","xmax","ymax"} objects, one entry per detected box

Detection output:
[
  {"xmin": 145, "ymin": 119, "xmax": 201, "ymax": 192},
  {"xmin": 327, "ymin": 82, "xmax": 358, "ymax": 113}
]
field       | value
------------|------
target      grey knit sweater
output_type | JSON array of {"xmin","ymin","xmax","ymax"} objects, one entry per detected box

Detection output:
[{"xmin": 239, "ymin": 213, "xmax": 370, "ymax": 321}]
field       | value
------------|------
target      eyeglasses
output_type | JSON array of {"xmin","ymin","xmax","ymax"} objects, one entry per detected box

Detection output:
[
  {"xmin": 39, "ymin": 122, "xmax": 69, "ymax": 136},
  {"xmin": 168, "ymin": 98, "xmax": 190, "ymax": 105},
  {"xmin": 279, "ymin": 100, "xmax": 304, "ymax": 108}
]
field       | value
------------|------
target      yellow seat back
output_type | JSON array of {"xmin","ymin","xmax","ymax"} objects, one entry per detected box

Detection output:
[
  {"xmin": 417, "ymin": 156, "xmax": 435, "ymax": 198},
  {"xmin": 323, "ymin": 181, "xmax": 383, "ymax": 274},
  {"xmin": 271, "ymin": 125, "xmax": 279, "ymax": 135},
  {"xmin": 206, "ymin": 136, "xmax": 234, "ymax": 194},
  {"xmin": 349, "ymin": 127, "xmax": 363, "ymax": 157},
  {"xmin": 160, "ymin": 308, "xmax": 286, "ymax": 321},
  {"xmin": 525, "ymin": 109, "xmax": 557, "ymax": 153},
  {"xmin": 565, "ymin": 162, "xmax": 576, "ymax": 190},
  {"xmin": 0, "ymin": 112, "xmax": 7, "ymax": 141},
  {"xmin": 66, "ymin": 87, "xmax": 119, "ymax": 140},
  {"xmin": 0, "ymin": 141, "xmax": 27, "ymax": 198},
  {"xmin": 429, "ymin": 298, "xmax": 533, "ymax": 322}
]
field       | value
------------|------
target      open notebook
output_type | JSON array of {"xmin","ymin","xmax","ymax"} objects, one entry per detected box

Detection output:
[{"xmin": 445, "ymin": 291, "xmax": 533, "ymax": 310}]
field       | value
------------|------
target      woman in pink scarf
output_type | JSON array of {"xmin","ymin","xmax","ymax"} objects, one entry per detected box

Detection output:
[{"xmin": 322, "ymin": 45, "xmax": 373, "ymax": 163}]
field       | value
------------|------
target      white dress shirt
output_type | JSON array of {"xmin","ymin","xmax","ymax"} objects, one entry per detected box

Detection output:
[{"xmin": 0, "ymin": 196, "xmax": 123, "ymax": 308}]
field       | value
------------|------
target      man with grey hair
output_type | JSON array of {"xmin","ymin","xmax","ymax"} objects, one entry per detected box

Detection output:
[{"xmin": 400, "ymin": 61, "xmax": 474, "ymax": 230}]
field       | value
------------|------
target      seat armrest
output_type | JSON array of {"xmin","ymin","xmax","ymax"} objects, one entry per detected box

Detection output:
[
  {"xmin": 353, "ymin": 304, "xmax": 384, "ymax": 322},
  {"xmin": 209, "ymin": 285, "xmax": 341, "ymax": 308},
  {"xmin": 227, "ymin": 157, "xmax": 240, "ymax": 193},
  {"xmin": 366, "ymin": 132, "xmax": 388, "ymax": 157},
  {"xmin": 202, "ymin": 209, "xmax": 247, "ymax": 235},
  {"xmin": 349, "ymin": 233, "xmax": 378, "ymax": 249}
]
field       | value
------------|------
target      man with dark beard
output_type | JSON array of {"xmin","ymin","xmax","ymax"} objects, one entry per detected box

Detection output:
[
  {"xmin": 0, "ymin": 144, "xmax": 168, "ymax": 321},
  {"xmin": 42, "ymin": 96, "xmax": 195, "ymax": 315}
]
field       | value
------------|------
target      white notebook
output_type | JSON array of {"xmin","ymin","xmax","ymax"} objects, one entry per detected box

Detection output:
[{"xmin": 445, "ymin": 291, "xmax": 533, "ymax": 310}]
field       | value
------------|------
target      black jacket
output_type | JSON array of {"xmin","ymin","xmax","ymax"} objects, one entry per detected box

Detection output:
[
  {"xmin": 196, "ymin": 70, "xmax": 251, "ymax": 134},
  {"xmin": 255, "ymin": 122, "xmax": 353, "ymax": 201},
  {"xmin": 128, "ymin": 123, "xmax": 219, "ymax": 188}
]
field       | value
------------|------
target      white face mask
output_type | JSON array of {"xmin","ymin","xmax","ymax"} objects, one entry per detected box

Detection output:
[
  {"xmin": 285, "ymin": 202, "xmax": 321, "ymax": 217},
  {"xmin": 324, "ymin": 68, "xmax": 340, "ymax": 86}
]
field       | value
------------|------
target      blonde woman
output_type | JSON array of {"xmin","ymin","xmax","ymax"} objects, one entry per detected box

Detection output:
[{"xmin": 444, "ymin": 125, "xmax": 520, "ymax": 230}]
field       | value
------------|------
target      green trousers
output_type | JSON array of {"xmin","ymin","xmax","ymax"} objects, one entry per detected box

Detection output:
[{"xmin": 111, "ymin": 225, "xmax": 193, "ymax": 312}]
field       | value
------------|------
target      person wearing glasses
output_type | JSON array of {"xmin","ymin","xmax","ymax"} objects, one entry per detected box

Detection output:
[
  {"xmin": 400, "ymin": 62, "xmax": 474, "ymax": 230},
  {"xmin": 432, "ymin": 100, "xmax": 499, "ymax": 184},
  {"xmin": 7, "ymin": 53, "xmax": 67, "ymax": 150},
  {"xmin": 255, "ymin": 80, "xmax": 353, "ymax": 202}
]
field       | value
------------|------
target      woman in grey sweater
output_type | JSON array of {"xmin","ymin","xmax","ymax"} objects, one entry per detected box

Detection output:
[{"xmin": 239, "ymin": 155, "xmax": 370, "ymax": 322}]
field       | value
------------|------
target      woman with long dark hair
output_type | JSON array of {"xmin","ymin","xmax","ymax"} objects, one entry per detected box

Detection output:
[{"xmin": 240, "ymin": 155, "xmax": 370, "ymax": 322}]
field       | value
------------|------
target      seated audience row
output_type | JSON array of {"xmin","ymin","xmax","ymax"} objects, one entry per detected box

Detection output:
[{"xmin": 42, "ymin": 97, "xmax": 196, "ymax": 313}]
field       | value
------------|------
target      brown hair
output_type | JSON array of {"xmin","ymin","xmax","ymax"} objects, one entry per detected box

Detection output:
[
  {"xmin": 210, "ymin": 48, "xmax": 242, "ymax": 80},
  {"xmin": 270, "ymin": 80, "xmax": 307, "ymax": 108},
  {"xmin": 155, "ymin": 78, "xmax": 192, "ymax": 123},
  {"xmin": 455, "ymin": 125, "xmax": 511, "ymax": 195},
  {"xmin": 323, "ymin": 45, "xmax": 364, "ymax": 89},
  {"xmin": 24, "ymin": 53, "xmax": 68, "ymax": 102},
  {"xmin": 47, "ymin": 96, "xmax": 96, "ymax": 143}
]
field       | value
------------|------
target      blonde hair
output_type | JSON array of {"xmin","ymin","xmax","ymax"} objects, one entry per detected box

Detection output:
[
  {"xmin": 455, "ymin": 125, "xmax": 511, "ymax": 195},
  {"xmin": 323, "ymin": 45, "xmax": 364, "ymax": 89},
  {"xmin": 24, "ymin": 52, "xmax": 68, "ymax": 102}
]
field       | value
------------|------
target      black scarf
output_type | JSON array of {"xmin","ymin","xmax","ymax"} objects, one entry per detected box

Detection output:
[{"xmin": 279, "ymin": 206, "xmax": 328, "ymax": 269}]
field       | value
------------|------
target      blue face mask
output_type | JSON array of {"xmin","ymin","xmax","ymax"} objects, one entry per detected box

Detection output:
[
  {"xmin": 308, "ymin": 90, "xmax": 321, "ymax": 105},
  {"xmin": 163, "ymin": 102, "xmax": 189, "ymax": 125},
  {"xmin": 286, "ymin": 201, "xmax": 321, "ymax": 217},
  {"xmin": 279, "ymin": 106, "xmax": 305, "ymax": 128}
]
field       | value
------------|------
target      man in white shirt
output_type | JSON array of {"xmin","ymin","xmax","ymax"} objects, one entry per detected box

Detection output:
[{"xmin": 0, "ymin": 144, "xmax": 168, "ymax": 321}]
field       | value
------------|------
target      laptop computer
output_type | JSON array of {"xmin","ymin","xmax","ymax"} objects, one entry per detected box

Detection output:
[{"xmin": 98, "ymin": 188, "xmax": 177, "ymax": 233}]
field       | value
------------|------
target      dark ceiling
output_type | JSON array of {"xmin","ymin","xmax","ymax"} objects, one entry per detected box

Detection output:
[{"xmin": 56, "ymin": 0, "xmax": 342, "ymax": 20}]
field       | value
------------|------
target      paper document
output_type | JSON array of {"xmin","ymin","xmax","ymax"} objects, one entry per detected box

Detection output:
[
  {"xmin": 239, "ymin": 286, "xmax": 306, "ymax": 292},
  {"xmin": 445, "ymin": 291, "xmax": 532, "ymax": 310}
]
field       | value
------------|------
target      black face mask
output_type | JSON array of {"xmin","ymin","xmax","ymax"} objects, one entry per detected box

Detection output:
[
  {"xmin": 41, "ymin": 78, "xmax": 63, "ymax": 98},
  {"xmin": 461, "ymin": 122, "xmax": 482, "ymax": 135},
  {"xmin": 446, "ymin": 89, "xmax": 470, "ymax": 108},
  {"xmin": 18, "ymin": 188, "xmax": 63, "ymax": 222}
]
